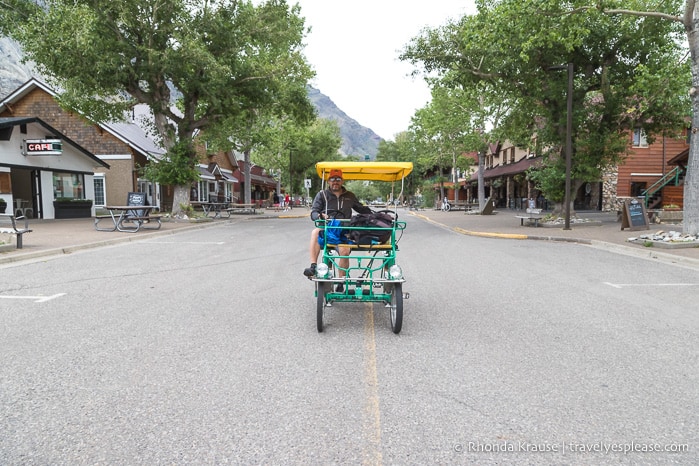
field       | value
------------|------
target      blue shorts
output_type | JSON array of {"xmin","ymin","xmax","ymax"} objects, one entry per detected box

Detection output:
[{"xmin": 317, "ymin": 220, "xmax": 346, "ymax": 246}]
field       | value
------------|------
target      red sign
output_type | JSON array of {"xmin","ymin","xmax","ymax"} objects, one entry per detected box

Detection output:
[{"xmin": 23, "ymin": 139, "xmax": 63, "ymax": 156}]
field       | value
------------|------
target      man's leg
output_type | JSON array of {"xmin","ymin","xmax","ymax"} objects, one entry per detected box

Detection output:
[
  {"xmin": 303, "ymin": 228, "xmax": 321, "ymax": 277},
  {"xmin": 309, "ymin": 228, "xmax": 321, "ymax": 262},
  {"xmin": 337, "ymin": 246, "xmax": 350, "ymax": 278},
  {"xmin": 334, "ymin": 245, "xmax": 351, "ymax": 292}
]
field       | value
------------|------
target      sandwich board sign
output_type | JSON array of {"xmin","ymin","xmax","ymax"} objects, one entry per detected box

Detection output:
[{"xmin": 621, "ymin": 198, "xmax": 649, "ymax": 231}]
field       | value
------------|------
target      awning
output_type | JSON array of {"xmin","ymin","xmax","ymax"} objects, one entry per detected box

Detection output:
[
  {"xmin": 249, "ymin": 173, "xmax": 277, "ymax": 188},
  {"xmin": 482, "ymin": 156, "xmax": 542, "ymax": 179}
]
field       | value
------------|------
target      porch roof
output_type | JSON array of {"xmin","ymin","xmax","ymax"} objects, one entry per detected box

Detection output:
[
  {"xmin": 667, "ymin": 148, "xmax": 689, "ymax": 167},
  {"xmin": 469, "ymin": 156, "xmax": 542, "ymax": 181},
  {"xmin": 197, "ymin": 165, "xmax": 237, "ymax": 182}
]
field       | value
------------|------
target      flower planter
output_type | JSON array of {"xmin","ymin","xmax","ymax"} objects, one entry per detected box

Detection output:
[
  {"xmin": 53, "ymin": 201, "xmax": 92, "ymax": 219},
  {"xmin": 657, "ymin": 209, "xmax": 683, "ymax": 223}
]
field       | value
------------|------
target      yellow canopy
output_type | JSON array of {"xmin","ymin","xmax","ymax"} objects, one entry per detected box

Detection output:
[{"xmin": 315, "ymin": 161, "xmax": 413, "ymax": 182}]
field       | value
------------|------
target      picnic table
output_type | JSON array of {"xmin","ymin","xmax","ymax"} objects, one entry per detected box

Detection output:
[
  {"xmin": 192, "ymin": 201, "xmax": 231, "ymax": 218},
  {"xmin": 94, "ymin": 205, "xmax": 162, "ymax": 232}
]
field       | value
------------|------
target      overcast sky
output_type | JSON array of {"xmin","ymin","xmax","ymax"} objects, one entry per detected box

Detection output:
[{"xmin": 295, "ymin": 1, "xmax": 477, "ymax": 140}]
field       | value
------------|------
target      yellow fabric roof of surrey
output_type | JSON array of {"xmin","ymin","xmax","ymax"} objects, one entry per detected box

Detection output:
[{"xmin": 315, "ymin": 161, "xmax": 413, "ymax": 182}]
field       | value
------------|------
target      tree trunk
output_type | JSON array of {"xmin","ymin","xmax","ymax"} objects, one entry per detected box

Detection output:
[
  {"xmin": 172, "ymin": 185, "xmax": 189, "ymax": 216},
  {"xmin": 551, "ymin": 199, "xmax": 576, "ymax": 217},
  {"xmin": 477, "ymin": 151, "xmax": 486, "ymax": 211},
  {"xmin": 684, "ymin": 1, "xmax": 699, "ymax": 235},
  {"xmin": 244, "ymin": 149, "xmax": 252, "ymax": 204},
  {"xmin": 452, "ymin": 158, "xmax": 459, "ymax": 203}
]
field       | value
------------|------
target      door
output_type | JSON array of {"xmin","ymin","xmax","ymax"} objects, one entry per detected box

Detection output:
[{"xmin": 31, "ymin": 170, "xmax": 42, "ymax": 219}]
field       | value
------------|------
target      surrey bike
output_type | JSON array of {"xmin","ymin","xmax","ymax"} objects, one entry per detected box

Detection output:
[{"xmin": 310, "ymin": 161, "xmax": 412, "ymax": 334}]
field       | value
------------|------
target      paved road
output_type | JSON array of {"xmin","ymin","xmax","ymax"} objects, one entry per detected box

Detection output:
[
  {"xmin": 2, "ymin": 207, "xmax": 699, "ymax": 269},
  {"xmin": 0, "ymin": 214, "xmax": 697, "ymax": 464}
]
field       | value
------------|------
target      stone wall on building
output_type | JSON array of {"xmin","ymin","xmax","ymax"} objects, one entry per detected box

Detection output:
[{"xmin": 601, "ymin": 166, "xmax": 620, "ymax": 212}]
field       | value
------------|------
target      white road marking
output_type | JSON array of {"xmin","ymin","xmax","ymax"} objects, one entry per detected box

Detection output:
[
  {"xmin": 147, "ymin": 241, "xmax": 225, "ymax": 245},
  {"xmin": 0, "ymin": 293, "xmax": 66, "ymax": 303},
  {"xmin": 604, "ymin": 282, "xmax": 698, "ymax": 289}
]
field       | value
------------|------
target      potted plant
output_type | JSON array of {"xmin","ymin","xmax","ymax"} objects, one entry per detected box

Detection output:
[
  {"xmin": 0, "ymin": 198, "xmax": 6, "ymax": 214},
  {"xmin": 53, "ymin": 197, "xmax": 93, "ymax": 219}
]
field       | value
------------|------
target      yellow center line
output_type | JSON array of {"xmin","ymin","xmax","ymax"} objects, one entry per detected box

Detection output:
[{"xmin": 363, "ymin": 303, "xmax": 382, "ymax": 466}]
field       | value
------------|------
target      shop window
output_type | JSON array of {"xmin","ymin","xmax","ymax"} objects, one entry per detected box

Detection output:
[{"xmin": 53, "ymin": 172, "xmax": 85, "ymax": 199}]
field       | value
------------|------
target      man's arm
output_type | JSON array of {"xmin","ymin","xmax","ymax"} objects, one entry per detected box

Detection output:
[{"xmin": 310, "ymin": 191, "xmax": 325, "ymax": 221}]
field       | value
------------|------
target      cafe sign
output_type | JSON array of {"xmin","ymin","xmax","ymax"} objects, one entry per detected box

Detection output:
[{"xmin": 22, "ymin": 139, "xmax": 63, "ymax": 156}]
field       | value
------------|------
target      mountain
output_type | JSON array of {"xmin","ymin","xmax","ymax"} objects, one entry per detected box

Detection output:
[
  {"xmin": 0, "ymin": 38, "xmax": 381, "ymax": 159},
  {"xmin": 0, "ymin": 38, "xmax": 34, "ymax": 97},
  {"xmin": 306, "ymin": 86, "xmax": 382, "ymax": 159}
]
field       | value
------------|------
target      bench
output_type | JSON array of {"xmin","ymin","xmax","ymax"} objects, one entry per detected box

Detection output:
[
  {"xmin": 226, "ymin": 203, "xmax": 257, "ymax": 215},
  {"xmin": 450, "ymin": 201, "xmax": 478, "ymax": 212},
  {"xmin": 326, "ymin": 242, "xmax": 393, "ymax": 251},
  {"xmin": 0, "ymin": 213, "xmax": 32, "ymax": 249},
  {"xmin": 515, "ymin": 208, "xmax": 544, "ymax": 227}
]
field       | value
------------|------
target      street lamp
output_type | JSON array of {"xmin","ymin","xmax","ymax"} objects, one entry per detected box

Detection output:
[{"xmin": 549, "ymin": 63, "xmax": 574, "ymax": 230}]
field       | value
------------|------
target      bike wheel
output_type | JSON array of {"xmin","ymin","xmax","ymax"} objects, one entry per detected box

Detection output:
[
  {"xmin": 444, "ymin": 203, "xmax": 451, "ymax": 212},
  {"xmin": 316, "ymin": 282, "xmax": 326, "ymax": 332},
  {"xmin": 389, "ymin": 283, "xmax": 403, "ymax": 334}
]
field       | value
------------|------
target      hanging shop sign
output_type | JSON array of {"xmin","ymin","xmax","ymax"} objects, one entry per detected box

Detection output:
[{"xmin": 22, "ymin": 139, "xmax": 63, "ymax": 156}]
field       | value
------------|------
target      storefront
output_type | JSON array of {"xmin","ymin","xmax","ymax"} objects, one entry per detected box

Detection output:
[
  {"xmin": 0, "ymin": 117, "xmax": 108, "ymax": 219},
  {"xmin": 191, "ymin": 163, "xmax": 237, "ymax": 202}
]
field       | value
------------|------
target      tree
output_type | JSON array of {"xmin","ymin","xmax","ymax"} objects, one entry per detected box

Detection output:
[
  {"xmin": 571, "ymin": 0, "xmax": 698, "ymax": 234},
  {"xmin": 252, "ymin": 115, "xmax": 343, "ymax": 197},
  {"xmin": 401, "ymin": 0, "xmax": 690, "ymax": 218},
  {"xmin": 1, "ymin": 0, "xmax": 314, "ymax": 214},
  {"xmin": 376, "ymin": 131, "xmax": 422, "ymax": 200}
]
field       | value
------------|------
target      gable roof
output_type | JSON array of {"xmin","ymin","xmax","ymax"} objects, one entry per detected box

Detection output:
[
  {"xmin": 0, "ymin": 116, "xmax": 108, "ymax": 168},
  {"xmin": 0, "ymin": 77, "xmax": 165, "ymax": 160}
]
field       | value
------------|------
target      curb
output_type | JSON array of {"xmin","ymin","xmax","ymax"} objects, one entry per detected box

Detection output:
[
  {"xmin": 0, "ymin": 220, "xmax": 221, "ymax": 265},
  {"xmin": 410, "ymin": 211, "xmax": 699, "ymax": 270}
]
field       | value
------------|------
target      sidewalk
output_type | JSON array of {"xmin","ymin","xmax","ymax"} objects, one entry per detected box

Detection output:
[
  {"xmin": 2, "ymin": 207, "xmax": 698, "ymax": 268},
  {"xmin": 411, "ymin": 208, "xmax": 699, "ymax": 268}
]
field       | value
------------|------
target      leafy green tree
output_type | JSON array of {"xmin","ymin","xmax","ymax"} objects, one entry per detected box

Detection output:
[
  {"xmin": 569, "ymin": 0, "xmax": 698, "ymax": 234},
  {"xmin": 252, "ymin": 116, "xmax": 343, "ymax": 197},
  {"xmin": 205, "ymin": 84, "xmax": 316, "ymax": 204},
  {"xmin": 376, "ymin": 131, "xmax": 422, "ymax": 201},
  {"xmin": 403, "ymin": 69, "xmax": 511, "ymax": 210},
  {"xmin": 1, "ymin": 0, "xmax": 314, "ymax": 214},
  {"xmin": 401, "ymin": 0, "xmax": 689, "ymax": 216}
]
